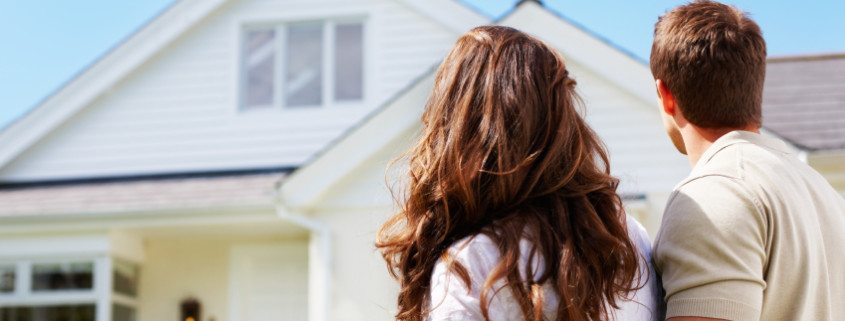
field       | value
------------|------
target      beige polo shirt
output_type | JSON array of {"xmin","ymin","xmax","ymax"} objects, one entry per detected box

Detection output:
[{"xmin": 653, "ymin": 131, "xmax": 845, "ymax": 321}]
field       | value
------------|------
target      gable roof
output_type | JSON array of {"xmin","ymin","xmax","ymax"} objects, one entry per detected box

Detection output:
[
  {"xmin": 0, "ymin": 0, "xmax": 487, "ymax": 175},
  {"xmin": 0, "ymin": 0, "xmax": 231, "ymax": 171},
  {"xmin": 279, "ymin": 1, "xmax": 662, "ymax": 210},
  {"xmin": 763, "ymin": 53, "xmax": 845, "ymax": 152}
]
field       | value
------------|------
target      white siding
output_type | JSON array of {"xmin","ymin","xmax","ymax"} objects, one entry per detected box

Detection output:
[
  {"xmin": 316, "ymin": 207, "xmax": 399, "ymax": 321},
  {"xmin": 316, "ymin": 61, "xmax": 690, "ymax": 211},
  {"xmin": 0, "ymin": 0, "xmax": 458, "ymax": 182},
  {"xmin": 566, "ymin": 60, "xmax": 690, "ymax": 195}
]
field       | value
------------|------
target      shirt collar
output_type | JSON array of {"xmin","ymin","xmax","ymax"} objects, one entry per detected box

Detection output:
[{"xmin": 693, "ymin": 130, "xmax": 791, "ymax": 171}]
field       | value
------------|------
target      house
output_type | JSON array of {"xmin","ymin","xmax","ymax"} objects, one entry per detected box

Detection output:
[
  {"xmin": 762, "ymin": 53, "xmax": 845, "ymax": 196},
  {"xmin": 2, "ymin": 1, "xmax": 839, "ymax": 321}
]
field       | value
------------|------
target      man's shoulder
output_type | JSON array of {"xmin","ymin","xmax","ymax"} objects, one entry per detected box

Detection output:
[
  {"xmin": 675, "ymin": 140, "xmax": 781, "ymax": 198},
  {"xmin": 657, "ymin": 167, "xmax": 767, "ymax": 247}
]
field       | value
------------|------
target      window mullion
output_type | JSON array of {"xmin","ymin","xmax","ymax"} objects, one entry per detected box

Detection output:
[
  {"xmin": 323, "ymin": 20, "xmax": 335, "ymax": 107},
  {"xmin": 17, "ymin": 261, "xmax": 31, "ymax": 298},
  {"xmin": 95, "ymin": 257, "xmax": 112, "ymax": 321}
]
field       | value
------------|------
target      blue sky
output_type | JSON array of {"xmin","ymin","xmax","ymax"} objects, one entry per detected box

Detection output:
[{"xmin": 2, "ymin": 0, "xmax": 844, "ymax": 128}]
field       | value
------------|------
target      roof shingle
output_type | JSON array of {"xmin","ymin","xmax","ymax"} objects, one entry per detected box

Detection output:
[
  {"xmin": 0, "ymin": 172, "xmax": 284, "ymax": 218},
  {"xmin": 763, "ymin": 53, "xmax": 845, "ymax": 151}
]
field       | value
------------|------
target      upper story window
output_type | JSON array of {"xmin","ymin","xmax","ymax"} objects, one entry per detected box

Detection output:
[{"xmin": 241, "ymin": 19, "xmax": 365, "ymax": 110}]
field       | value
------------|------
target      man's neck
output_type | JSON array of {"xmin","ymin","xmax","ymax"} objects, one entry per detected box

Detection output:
[{"xmin": 681, "ymin": 125, "xmax": 760, "ymax": 167}]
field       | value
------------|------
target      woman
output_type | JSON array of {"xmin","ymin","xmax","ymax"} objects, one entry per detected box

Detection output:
[{"xmin": 376, "ymin": 26, "xmax": 661, "ymax": 321}]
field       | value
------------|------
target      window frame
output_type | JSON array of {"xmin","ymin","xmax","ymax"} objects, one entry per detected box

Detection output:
[
  {"xmin": 0, "ymin": 257, "xmax": 139, "ymax": 321},
  {"xmin": 238, "ymin": 16, "xmax": 368, "ymax": 111}
]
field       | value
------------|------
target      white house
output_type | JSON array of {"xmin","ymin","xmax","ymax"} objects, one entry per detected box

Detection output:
[{"xmin": 14, "ymin": 0, "xmax": 830, "ymax": 320}]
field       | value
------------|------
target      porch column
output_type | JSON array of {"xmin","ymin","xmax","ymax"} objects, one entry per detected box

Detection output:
[{"xmin": 308, "ymin": 229, "xmax": 332, "ymax": 321}]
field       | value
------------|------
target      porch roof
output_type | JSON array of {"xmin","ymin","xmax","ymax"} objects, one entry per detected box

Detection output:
[{"xmin": 0, "ymin": 170, "xmax": 287, "ymax": 218}]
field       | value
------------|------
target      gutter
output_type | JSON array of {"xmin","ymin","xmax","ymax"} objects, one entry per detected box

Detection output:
[{"xmin": 275, "ymin": 203, "xmax": 331, "ymax": 321}]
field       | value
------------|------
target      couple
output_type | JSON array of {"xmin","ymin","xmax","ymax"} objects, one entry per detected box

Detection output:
[{"xmin": 378, "ymin": 1, "xmax": 845, "ymax": 321}]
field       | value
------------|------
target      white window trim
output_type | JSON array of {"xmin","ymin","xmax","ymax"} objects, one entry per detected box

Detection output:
[
  {"xmin": 0, "ymin": 256, "xmax": 139, "ymax": 321},
  {"xmin": 237, "ymin": 14, "xmax": 370, "ymax": 112},
  {"xmin": 0, "ymin": 257, "xmax": 100, "ymax": 306}
]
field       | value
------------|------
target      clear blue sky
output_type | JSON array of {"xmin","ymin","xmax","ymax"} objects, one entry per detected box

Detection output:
[{"xmin": 2, "ymin": 0, "xmax": 844, "ymax": 128}]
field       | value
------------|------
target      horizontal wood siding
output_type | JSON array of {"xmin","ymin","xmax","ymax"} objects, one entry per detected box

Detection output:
[
  {"xmin": 0, "ymin": 0, "xmax": 456, "ymax": 182},
  {"xmin": 566, "ymin": 61, "xmax": 690, "ymax": 195},
  {"xmin": 317, "ymin": 61, "xmax": 691, "ymax": 214}
]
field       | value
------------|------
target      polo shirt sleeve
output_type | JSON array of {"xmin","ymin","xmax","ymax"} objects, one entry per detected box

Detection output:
[{"xmin": 654, "ymin": 176, "xmax": 767, "ymax": 321}]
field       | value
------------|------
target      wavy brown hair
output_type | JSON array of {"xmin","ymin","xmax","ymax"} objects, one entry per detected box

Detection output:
[{"xmin": 376, "ymin": 26, "xmax": 640, "ymax": 321}]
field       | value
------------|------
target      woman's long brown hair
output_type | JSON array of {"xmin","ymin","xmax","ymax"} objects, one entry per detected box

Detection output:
[{"xmin": 376, "ymin": 26, "xmax": 640, "ymax": 321}]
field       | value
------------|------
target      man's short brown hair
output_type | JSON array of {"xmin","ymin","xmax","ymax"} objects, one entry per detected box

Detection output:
[{"xmin": 650, "ymin": 0, "xmax": 766, "ymax": 128}]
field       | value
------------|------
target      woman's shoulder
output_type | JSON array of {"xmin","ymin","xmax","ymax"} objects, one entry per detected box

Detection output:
[
  {"xmin": 433, "ymin": 234, "xmax": 502, "ymax": 283},
  {"xmin": 626, "ymin": 215, "xmax": 653, "ymax": 255},
  {"xmin": 617, "ymin": 215, "xmax": 665, "ymax": 321}
]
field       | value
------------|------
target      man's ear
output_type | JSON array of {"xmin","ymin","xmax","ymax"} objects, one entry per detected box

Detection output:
[{"xmin": 656, "ymin": 79, "xmax": 677, "ymax": 116}]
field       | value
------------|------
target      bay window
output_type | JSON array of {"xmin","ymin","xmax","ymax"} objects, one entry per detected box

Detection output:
[{"xmin": 0, "ymin": 258, "xmax": 139, "ymax": 321}]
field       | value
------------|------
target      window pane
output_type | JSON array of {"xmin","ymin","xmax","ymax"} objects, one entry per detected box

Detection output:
[
  {"xmin": 0, "ymin": 265, "xmax": 14, "ymax": 293},
  {"xmin": 112, "ymin": 304, "xmax": 136, "ymax": 321},
  {"xmin": 285, "ymin": 23, "xmax": 323, "ymax": 107},
  {"xmin": 334, "ymin": 23, "xmax": 363, "ymax": 101},
  {"xmin": 113, "ymin": 259, "xmax": 139, "ymax": 297},
  {"xmin": 243, "ymin": 29, "xmax": 276, "ymax": 108},
  {"xmin": 32, "ymin": 262, "xmax": 93, "ymax": 291},
  {"xmin": 0, "ymin": 304, "xmax": 96, "ymax": 321}
]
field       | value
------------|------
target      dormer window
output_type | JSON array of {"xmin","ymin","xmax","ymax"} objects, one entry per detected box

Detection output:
[{"xmin": 241, "ymin": 19, "xmax": 365, "ymax": 110}]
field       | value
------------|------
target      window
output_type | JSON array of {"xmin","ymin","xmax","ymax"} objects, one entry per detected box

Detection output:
[
  {"xmin": 0, "ymin": 304, "xmax": 96, "ymax": 321},
  {"xmin": 32, "ymin": 262, "xmax": 94, "ymax": 291},
  {"xmin": 241, "ymin": 19, "xmax": 365, "ymax": 109},
  {"xmin": 334, "ymin": 23, "xmax": 364, "ymax": 101},
  {"xmin": 0, "ymin": 258, "xmax": 139, "ymax": 321},
  {"xmin": 0, "ymin": 265, "xmax": 14, "ymax": 293},
  {"xmin": 243, "ymin": 30, "xmax": 276, "ymax": 107},
  {"xmin": 111, "ymin": 303, "xmax": 136, "ymax": 321},
  {"xmin": 112, "ymin": 259, "xmax": 138, "ymax": 298}
]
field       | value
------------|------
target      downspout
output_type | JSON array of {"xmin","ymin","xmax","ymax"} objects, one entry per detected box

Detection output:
[{"xmin": 275, "ymin": 202, "xmax": 331, "ymax": 321}]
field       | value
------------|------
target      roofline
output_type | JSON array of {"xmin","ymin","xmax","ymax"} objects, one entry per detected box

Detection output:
[
  {"xmin": 0, "ymin": 0, "xmax": 232, "ymax": 170},
  {"xmin": 0, "ymin": 166, "xmax": 294, "ymax": 190},
  {"xmin": 760, "ymin": 125, "xmax": 845, "ymax": 154},
  {"xmin": 279, "ymin": 1, "xmax": 664, "ymax": 209},
  {"xmin": 806, "ymin": 148, "xmax": 845, "ymax": 158},
  {"xmin": 0, "ymin": 205, "xmax": 280, "ymax": 233},
  {"xmin": 395, "ymin": 0, "xmax": 490, "ymax": 34},
  {"xmin": 768, "ymin": 51, "xmax": 845, "ymax": 63},
  {"xmin": 0, "ymin": 0, "xmax": 485, "ymax": 177},
  {"xmin": 457, "ymin": 0, "xmax": 649, "ymax": 66},
  {"xmin": 0, "ymin": 1, "xmax": 180, "ymax": 133},
  {"xmin": 279, "ymin": 67, "xmax": 437, "ymax": 210},
  {"xmin": 498, "ymin": 2, "xmax": 657, "ymax": 105},
  {"xmin": 493, "ymin": 0, "xmax": 647, "ymax": 64}
]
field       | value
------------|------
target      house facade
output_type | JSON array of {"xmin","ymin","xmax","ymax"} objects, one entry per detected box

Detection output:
[{"xmin": 1, "ymin": 1, "xmax": 840, "ymax": 321}]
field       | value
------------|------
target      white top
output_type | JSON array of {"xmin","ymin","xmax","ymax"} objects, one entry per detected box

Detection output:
[{"xmin": 428, "ymin": 215, "xmax": 663, "ymax": 321}]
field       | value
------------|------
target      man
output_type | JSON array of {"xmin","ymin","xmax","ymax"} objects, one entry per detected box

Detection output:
[{"xmin": 650, "ymin": 1, "xmax": 845, "ymax": 321}]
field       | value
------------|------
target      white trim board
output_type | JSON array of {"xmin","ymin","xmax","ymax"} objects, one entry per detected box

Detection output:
[
  {"xmin": 498, "ymin": 2, "xmax": 657, "ymax": 106},
  {"xmin": 0, "ymin": 0, "xmax": 485, "ymax": 175},
  {"xmin": 0, "ymin": 233, "xmax": 143, "ymax": 261},
  {"xmin": 0, "ymin": 0, "xmax": 230, "ymax": 169},
  {"xmin": 394, "ymin": 0, "xmax": 489, "ymax": 34},
  {"xmin": 279, "ymin": 72, "xmax": 433, "ymax": 210}
]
